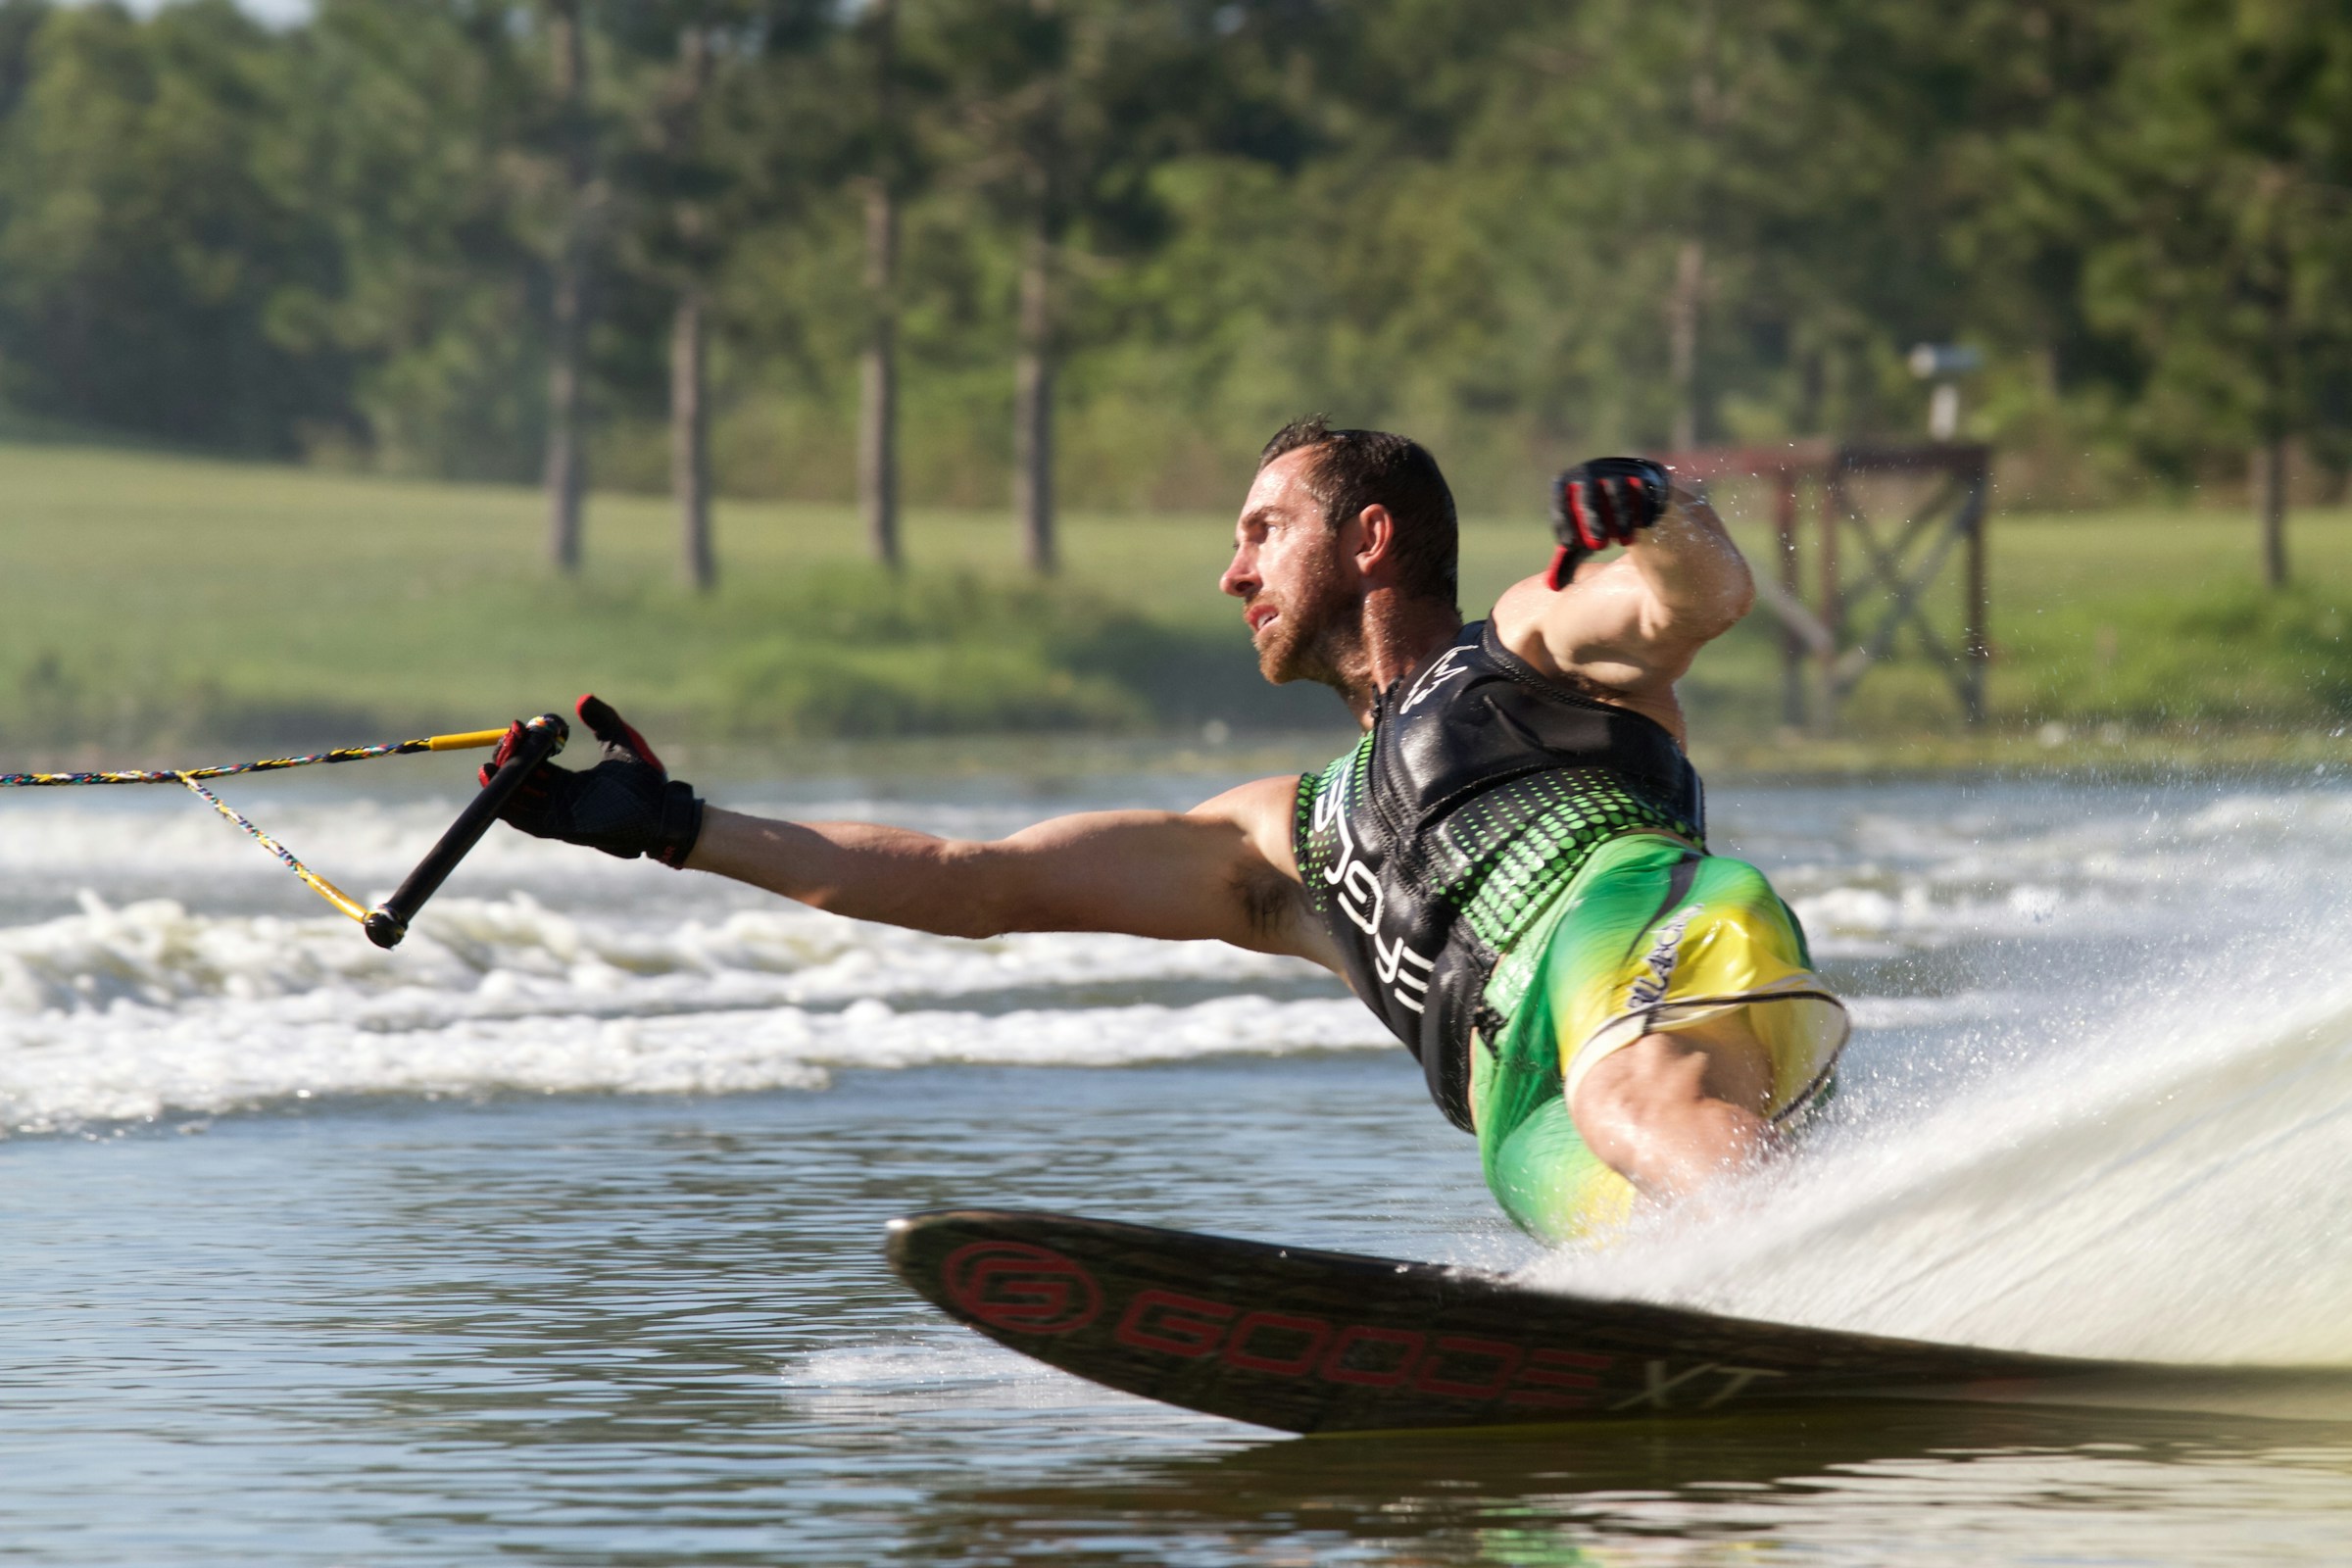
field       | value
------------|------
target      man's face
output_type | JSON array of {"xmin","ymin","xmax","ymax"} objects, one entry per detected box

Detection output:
[{"xmin": 1219, "ymin": 447, "xmax": 1361, "ymax": 686}]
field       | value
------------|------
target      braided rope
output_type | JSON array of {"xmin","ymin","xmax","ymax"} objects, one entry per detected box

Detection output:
[
  {"xmin": 0, "ymin": 727, "xmax": 505, "ymax": 788},
  {"xmin": 3, "ymin": 722, "xmax": 523, "ymax": 929}
]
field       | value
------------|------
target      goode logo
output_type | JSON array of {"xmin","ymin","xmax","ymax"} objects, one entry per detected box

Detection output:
[
  {"xmin": 1108, "ymin": 1286, "xmax": 1613, "ymax": 1407},
  {"xmin": 941, "ymin": 1239, "xmax": 1788, "ymax": 1412},
  {"xmin": 943, "ymin": 1241, "xmax": 1103, "ymax": 1335}
]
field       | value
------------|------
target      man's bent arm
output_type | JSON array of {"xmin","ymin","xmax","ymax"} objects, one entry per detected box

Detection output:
[
  {"xmin": 1496, "ymin": 489, "xmax": 1754, "ymax": 705},
  {"xmin": 684, "ymin": 774, "xmax": 1331, "ymax": 962}
]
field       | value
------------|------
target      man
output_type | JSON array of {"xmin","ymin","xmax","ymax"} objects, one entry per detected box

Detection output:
[{"xmin": 489, "ymin": 417, "xmax": 1847, "ymax": 1245}]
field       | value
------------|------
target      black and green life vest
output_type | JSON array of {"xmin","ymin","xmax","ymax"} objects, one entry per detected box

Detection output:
[{"xmin": 1293, "ymin": 619, "xmax": 1705, "ymax": 1130}]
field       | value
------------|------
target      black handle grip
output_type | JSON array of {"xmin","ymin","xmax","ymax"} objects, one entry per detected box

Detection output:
[{"xmin": 363, "ymin": 713, "xmax": 568, "ymax": 950}]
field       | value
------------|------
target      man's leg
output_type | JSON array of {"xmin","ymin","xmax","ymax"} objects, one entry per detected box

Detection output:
[
  {"xmin": 1476, "ymin": 838, "xmax": 1846, "ymax": 1243},
  {"xmin": 1567, "ymin": 1011, "xmax": 1783, "ymax": 1200}
]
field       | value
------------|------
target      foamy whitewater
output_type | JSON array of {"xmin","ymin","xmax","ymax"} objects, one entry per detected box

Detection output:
[{"xmin": 9, "ymin": 766, "xmax": 2352, "ymax": 1369}]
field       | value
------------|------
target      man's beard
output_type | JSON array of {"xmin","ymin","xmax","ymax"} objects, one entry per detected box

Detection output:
[{"xmin": 1254, "ymin": 570, "xmax": 1363, "ymax": 691}]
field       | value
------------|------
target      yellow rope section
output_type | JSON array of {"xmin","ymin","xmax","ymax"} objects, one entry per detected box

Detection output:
[{"xmin": 174, "ymin": 772, "xmax": 370, "ymax": 924}]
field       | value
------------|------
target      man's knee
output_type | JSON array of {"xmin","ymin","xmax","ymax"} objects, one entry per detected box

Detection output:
[
  {"xmin": 1577, "ymin": 1015, "xmax": 1772, "ymax": 1116},
  {"xmin": 1574, "ymin": 1032, "xmax": 1712, "ymax": 1129},
  {"xmin": 1567, "ymin": 1021, "xmax": 1779, "ymax": 1199}
]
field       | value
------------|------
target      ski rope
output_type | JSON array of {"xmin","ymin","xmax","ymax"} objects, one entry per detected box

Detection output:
[
  {"xmin": 0, "ymin": 727, "xmax": 509, "ymax": 789},
  {"xmin": 0, "ymin": 726, "xmax": 509, "ymax": 928}
]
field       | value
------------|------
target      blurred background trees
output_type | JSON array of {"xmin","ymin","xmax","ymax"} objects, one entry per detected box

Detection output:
[{"xmin": 0, "ymin": 0, "xmax": 2345, "ymax": 577}]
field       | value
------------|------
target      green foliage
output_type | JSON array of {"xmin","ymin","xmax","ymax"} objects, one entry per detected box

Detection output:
[
  {"xmin": 0, "ymin": 0, "xmax": 347, "ymax": 452},
  {"xmin": 286, "ymin": 0, "xmax": 546, "ymax": 478},
  {"xmin": 1979, "ymin": 0, "xmax": 2352, "ymax": 484},
  {"xmin": 0, "ymin": 0, "xmax": 2344, "ymax": 518}
]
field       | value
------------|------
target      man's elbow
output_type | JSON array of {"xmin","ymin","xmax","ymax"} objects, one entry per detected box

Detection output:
[
  {"xmin": 1715, "ymin": 567, "xmax": 1756, "ymax": 633},
  {"xmin": 1669, "ymin": 569, "xmax": 1752, "ymax": 643}
]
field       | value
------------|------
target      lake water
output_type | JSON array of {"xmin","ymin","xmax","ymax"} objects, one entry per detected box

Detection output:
[{"xmin": 7, "ymin": 751, "xmax": 2352, "ymax": 1564}]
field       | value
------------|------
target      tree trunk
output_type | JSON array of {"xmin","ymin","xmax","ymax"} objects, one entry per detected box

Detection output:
[
  {"xmin": 545, "ymin": 281, "xmax": 588, "ymax": 573},
  {"xmin": 2258, "ymin": 434, "xmax": 2289, "ymax": 590},
  {"xmin": 858, "ymin": 0, "xmax": 902, "ymax": 570},
  {"xmin": 674, "ymin": 285, "xmax": 714, "ymax": 593},
  {"xmin": 2258, "ymin": 275, "xmax": 2292, "ymax": 590},
  {"xmin": 663, "ymin": 24, "xmax": 716, "ymax": 595},
  {"xmin": 1666, "ymin": 238, "xmax": 1703, "ymax": 453},
  {"xmin": 1013, "ymin": 214, "xmax": 1056, "ymax": 575},
  {"xmin": 543, "ymin": 0, "xmax": 592, "ymax": 573},
  {"xmin": 859, "ymin": 198, "xmax": 902, "ymax": 570}
]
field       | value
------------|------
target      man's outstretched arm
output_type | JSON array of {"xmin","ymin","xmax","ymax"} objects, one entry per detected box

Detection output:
[
  {"xmin": 485, "ymin": 698, "xmax": 1329, "ymax": 964},
  {"xmin": 687, "ymin": 774, "xmax": 1331, "ymax": 960}
]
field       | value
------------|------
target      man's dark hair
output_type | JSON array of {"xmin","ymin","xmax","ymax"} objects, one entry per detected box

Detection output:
[{"xmin": 1258, "ymin": 416, "xmax": 1458, "ymax": 610}]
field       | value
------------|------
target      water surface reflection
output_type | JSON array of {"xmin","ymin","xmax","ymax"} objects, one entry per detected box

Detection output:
[{"xmin": 923, "ymin": 1407, "xmax": 2352, "ymax": 1565}]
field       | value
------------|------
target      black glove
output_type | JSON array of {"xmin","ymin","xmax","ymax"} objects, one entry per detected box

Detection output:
[
  {"xmin": 483, "ymin": 695, "xmax": 704, "ymax": 867},
  {"xmin": 1547, "ymin": 457, "xmax": 1672, "ymax": 589}
]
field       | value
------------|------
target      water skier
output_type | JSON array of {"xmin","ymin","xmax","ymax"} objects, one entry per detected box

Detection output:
[{"xmin": 486, "ymin": 418, "xmax": 1847, "ymax": 1244}]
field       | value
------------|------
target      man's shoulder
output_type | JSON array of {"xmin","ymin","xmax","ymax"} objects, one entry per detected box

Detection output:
[{"xmin": 1187, "ymin": 772, "xmax": 1347, "ymax": 968}]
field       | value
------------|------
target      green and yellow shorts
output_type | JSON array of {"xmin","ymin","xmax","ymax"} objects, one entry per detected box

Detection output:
[{"xmin": 1470, "ymin": 833, "xmax": 1849, "ymax": 1246}]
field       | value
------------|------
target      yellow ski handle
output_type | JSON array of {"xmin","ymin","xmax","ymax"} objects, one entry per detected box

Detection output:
[{"xmin": 423, "ymin": 727, "xmax": 511, "ymax": 753}]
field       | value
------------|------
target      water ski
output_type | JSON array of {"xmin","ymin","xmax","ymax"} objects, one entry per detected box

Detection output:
[{"xmin": 886, "ymin": 1207, "xmax": 2352, "ymax": 1434}]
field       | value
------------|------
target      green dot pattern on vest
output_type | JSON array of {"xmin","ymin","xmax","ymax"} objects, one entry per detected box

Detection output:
[{"xmin": 1297, "ymin": 744, "xmax": 1701, "ymax": 964}]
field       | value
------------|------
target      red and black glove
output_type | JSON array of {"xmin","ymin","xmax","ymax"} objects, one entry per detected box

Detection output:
[
  {"xmin": 483, "ymin": 695, "xmax": 704, "ymax": 867},
  {"xmin": 1546, "ymin": 457, "xmax": 1672, "ymax": 589}
]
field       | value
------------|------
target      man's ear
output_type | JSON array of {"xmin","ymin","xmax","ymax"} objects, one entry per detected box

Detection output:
[{"xmin": 1350, "ymin": 504, "xmax": 1398, "ymax": 581}]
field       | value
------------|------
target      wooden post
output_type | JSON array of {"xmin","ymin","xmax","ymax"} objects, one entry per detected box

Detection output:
[
  {"xmin": 1819, "ymin": 459, "xmax": 1846, "ymax": 642},
  {"xmin": 1814, "ymin": 457, "xmax": 1846, "ymax": 734},
  {"xmin": 1775, "ymin": 469, "xmax": 1803, "ymax": 729},
  {"xmin": 1664, "ymin": 441, "xmax": 1990, "ymax": 735}
]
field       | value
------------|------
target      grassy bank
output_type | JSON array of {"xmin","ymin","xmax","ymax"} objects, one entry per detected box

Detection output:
[
  {"xmin": 3, "ymin": 441, "xmax": 2350, "ymax": 765},
  {"xmin": 0, "ymin": 443, "xmax": 1330, "ymax": 755}
]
